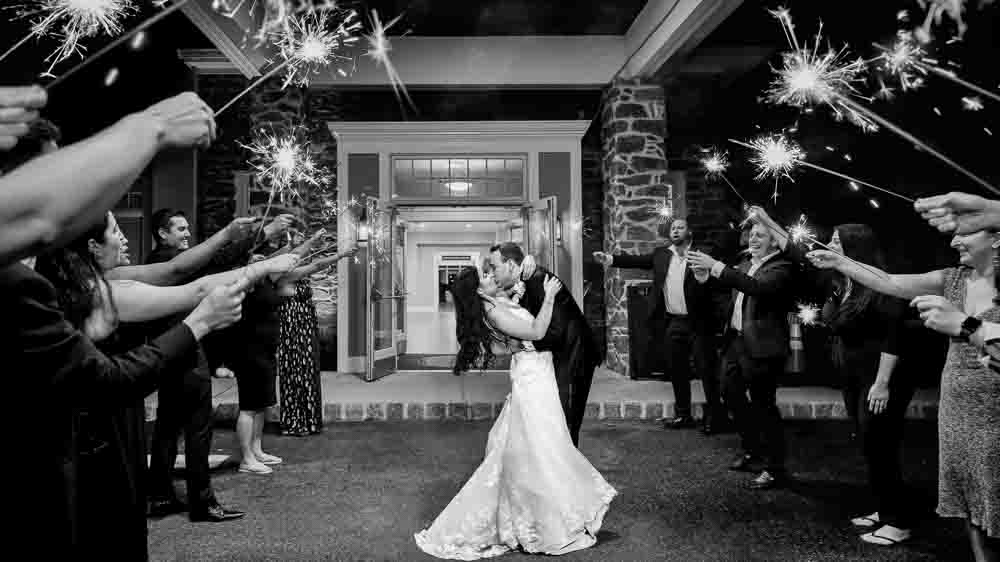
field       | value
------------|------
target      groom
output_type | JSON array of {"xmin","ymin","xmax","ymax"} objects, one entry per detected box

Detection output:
[{"xmin": 489, "ymin": 243, "xmax": 601, "ymax": 446}]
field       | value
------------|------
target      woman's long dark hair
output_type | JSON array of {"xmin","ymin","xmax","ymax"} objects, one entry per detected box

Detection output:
[
  {"xmin": 827, "ymin": 223, "xmax": 887, "ymax": 325},
  {"xmin": 34, "ymin": 213, "xmax": 117, "ymax": 331},
  {"xmin": 451, "ymin": 266, "xmax": 500, "ymax": 375}
]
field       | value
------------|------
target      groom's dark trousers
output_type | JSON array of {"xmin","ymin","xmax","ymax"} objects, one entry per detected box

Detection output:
[{"xmin": 520, "ymin": 267, "xmax": 602, "ymax": 447}]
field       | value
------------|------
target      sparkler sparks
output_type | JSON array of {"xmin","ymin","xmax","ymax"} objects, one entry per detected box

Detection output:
[
  {"xmin": 765, "ymin": 8, "xmax": 877, "ymax": 133},
  {"xmin": 962, "ymin": 96, "xmax": 984, "ymax": 111},
  {"xmin": 700, "ymin": 149, "xmax": 749, "ymax": 205},
  {"xmin": 788, "ymin": 215, "xmax": 815, "ymax": 246},
  {"xmin": 877, "ymin": 32, "xmax": 1000, "ymax": 105},
  {"xmin": 797, "ymin": 302, "xmax": 820, "ymax": 326},
  {"xmin": 745, "ymin": 134, "xmax": 803, "ymax": 185},
  {"xmin": 272, "ymin": 6, "xmax": 360, "ymax": 88},
  {"xmin": 2, "ymin": 0, "xmax": 136, "ymax": 74},
  {"xmin": 366, "ymin": 10, "xmax": 414, "ymax": 109},
  {"xmin": 239, "ymin": 127, "xmax": 330, "ymax": 203}
]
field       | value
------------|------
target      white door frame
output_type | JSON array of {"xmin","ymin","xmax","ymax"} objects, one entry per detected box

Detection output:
[{"xmin": 333, "ymin": 121, "xmax": 589, "ymax": 373}]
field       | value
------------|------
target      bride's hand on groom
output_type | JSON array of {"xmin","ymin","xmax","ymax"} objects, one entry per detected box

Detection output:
[
  {"xmin": 543, "ymin": 275, "xmax": 561, "ymax": 302},
  {"xmin": 521, "ymin": 255, "xmax": 537, "ymax": 280}
]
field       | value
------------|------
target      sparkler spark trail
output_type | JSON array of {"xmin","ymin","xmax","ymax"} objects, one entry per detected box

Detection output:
[
  {"xmin": 366, "ymin": 10, "xmax": 414, "ymax": 109},
  {"xmin": 729, "ymin": 138, "xmax": 917, "ymax": 204},
  {"xmin": 45, "ymin": 0, "xmax": 192, "ymax": 90},
  {"xmin": 962, "ymin": 96, "xmax": 984, "ymax": 111},
  {"xmin": 786, "ymin": 214, "xmax": 892, "ymax": 281},
  {"xmin": 743, "ymin": 134, "xmax": 803, "ymax": 202},
  {"xmin": 796, "ymin": 302, "xmax": 820, "ymax": 326},
  {"xmin": 765, "ymin": 8, "xmax": 877, "ymax": 133},
  {"xmin": 2, "ymin": 0, "xmax": 137, "ymax": 73},
  {"xmin": 700, "ymin": 150, "xmax": 748, "ymax": 204}
]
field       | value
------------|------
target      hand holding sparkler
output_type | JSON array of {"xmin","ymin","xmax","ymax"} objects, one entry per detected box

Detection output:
[
  {"xmin": 592, "ymin": 251, "xmax": 613, "ymax": 267},
  {"xmin": 686, "ymin": 250, "xmax": 721, "ymax": 275},
  {"xmin": 262, "ymin": 214, "xmax": 295, "ymax": 240},
  {"xmin": 911, "ymin": 294, "xmax": 967, "ymax": 337},
  {"xmin": 141, "ymin": 92, "xmax": 216, "ymax": 149},
  {"xmin": 914, "ymin": 192, "xmax": 1000, "ymax": 234},
  {"xmin": 223, "ymin": 216, "xmax": 260, "ymax": 241},
  {"xmin": 0, "ymin": 85, "xmax": 47, "ymax": 150}
]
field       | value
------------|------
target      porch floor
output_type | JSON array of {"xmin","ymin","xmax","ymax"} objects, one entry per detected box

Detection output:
[{"xmin": 143, "ymin": 368, "xmax": 941, "ymax": 423}]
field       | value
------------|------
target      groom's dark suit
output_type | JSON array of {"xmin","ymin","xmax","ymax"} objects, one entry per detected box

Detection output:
[{"xmin": 519, "ymin": 267, "xmax": 601, "ymax": 447}]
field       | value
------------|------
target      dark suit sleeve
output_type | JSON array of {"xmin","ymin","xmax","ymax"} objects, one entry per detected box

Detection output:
[
  {"xmin": 611, "ymin": 252, "xmax": 655, "ymax": 270},
  {"xmin": 521, "ymin": 267, "xmax": 568, "ymax": 349},
  {"xmin": 716, "ymin": 259, "xmax": 794, "ymax": 298},
  {"xmin": 13, "ymin": 267, "xmax": 198, "ymax": 405}
]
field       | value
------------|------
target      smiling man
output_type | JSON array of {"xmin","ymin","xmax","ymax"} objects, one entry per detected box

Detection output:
[{"xmin": 150, "ymin": 208, "xmax": 193, "ymax": 257}]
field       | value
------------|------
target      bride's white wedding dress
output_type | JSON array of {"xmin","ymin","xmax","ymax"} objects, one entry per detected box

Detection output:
[{"xmin": 415, "ymin": 306, "xmax": 616, "ymax": 559}]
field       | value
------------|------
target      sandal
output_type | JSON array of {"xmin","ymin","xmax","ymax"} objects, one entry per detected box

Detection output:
[
  {"xmin": 238, "ymin": 463, "xmax": 273, "ymax": 475},
  {"xmin": 860, "ymin": 525, "xmax": 911, "ymax": 546},
  {"xmin": 257, "ymin": 453, "xmax": 283, "ymax": 465},
  {"xmin": 850, "ymin": 512, "xmax": 880, "ymax": 527}
]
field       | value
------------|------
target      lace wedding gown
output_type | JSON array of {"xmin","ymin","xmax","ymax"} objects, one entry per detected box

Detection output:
[{"xmin": 415, "ymin": 306, "xmax": 616, "ymax": 559}]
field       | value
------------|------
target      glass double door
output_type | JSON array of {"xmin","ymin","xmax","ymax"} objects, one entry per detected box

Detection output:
[{"xmin": 361, "ymin": 196, "xmax": 556, "ymax": 382}]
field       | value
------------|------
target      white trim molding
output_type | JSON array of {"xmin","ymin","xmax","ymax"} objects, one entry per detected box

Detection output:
[{"xmin": 329, "ymin": 120, "xmax": 592, "ymax": 141}]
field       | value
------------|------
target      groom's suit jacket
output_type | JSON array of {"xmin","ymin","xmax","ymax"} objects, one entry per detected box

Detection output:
[{"xmin": 518, "ymin": 266, "xmax": 601, "ymax": 371}]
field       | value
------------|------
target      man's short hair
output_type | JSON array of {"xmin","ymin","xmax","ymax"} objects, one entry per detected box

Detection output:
[
  {"xmin": 0, "ymin": 118, "xmax": 62, "ymax": 175},
  {"xmin": 489, "ymin": 242, "xmax": 525, "ymax": 265},
  {"xmin": 151, "ymin": 208, "xmax": 186, "ymax": 243}
]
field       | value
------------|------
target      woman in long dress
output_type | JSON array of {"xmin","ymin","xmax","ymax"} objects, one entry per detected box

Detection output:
[
  {"xmin": 415, "ymin": 265, "xmax": 616, "ymax": 559},
  {"xmin": 809, "ymin": 229, "xmax": 1000, "ymax": 560}
]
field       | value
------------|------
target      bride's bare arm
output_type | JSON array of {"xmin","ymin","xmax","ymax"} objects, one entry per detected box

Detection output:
[{"xmin": 485, "ymin": 298, "xmax": 555, "ymax": 342}]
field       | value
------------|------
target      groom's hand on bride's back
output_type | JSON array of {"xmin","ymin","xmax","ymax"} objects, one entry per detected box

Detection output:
[{"xmin": 520, "ymin": 255, "xmax": 537, "ymax": 280}]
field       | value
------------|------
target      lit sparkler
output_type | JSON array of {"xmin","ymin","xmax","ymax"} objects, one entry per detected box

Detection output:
[
  {"xmin": 730, "ymin": 137, "xmax": 916, "ymax": 204},
  {"xmin": 2, "ymin": 0, "xmax": 137, "ymax": 74},
  {"xmin": 796, "ymin": 302, "xmax": 820, "ymax": 326},
  {"xmin": 214, "ymin": 5, "xmax": 363, "ymax": 117},
  {"xmin": 877, "ymin": 32, "xmax": 1000, "ymax": 104},
  {"xmin": 700, "ymin": 149, "xmax": 748, "ymax": 204},
  {"xmin": 767, "ymin": 9, "xmax": 999, "ymax": 197},
  {"xmin": 962, "ymin": 96, "xmax": 984, "ymax": 111},
  {"xmin": 366, "ymin": 9, "xmax": 414, "ymax": 109},
  {"xmin": 239, "ymin": 127, "xmax": 330, "ymax": 203}
]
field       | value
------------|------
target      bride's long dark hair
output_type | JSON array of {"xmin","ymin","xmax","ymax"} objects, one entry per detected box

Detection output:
[{"xmin": 450, "ymin": 266, "xmax": 502, "ymax": 375}]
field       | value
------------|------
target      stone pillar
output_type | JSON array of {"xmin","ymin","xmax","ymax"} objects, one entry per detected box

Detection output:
[{"xmin": 600, "ymin": 79, "xmax": 668, "ymax": 377}]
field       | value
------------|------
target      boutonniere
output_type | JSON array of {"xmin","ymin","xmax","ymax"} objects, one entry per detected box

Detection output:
[{"xmin": 510, "ymin": 281, "xmax": 526, "ymax": 305}]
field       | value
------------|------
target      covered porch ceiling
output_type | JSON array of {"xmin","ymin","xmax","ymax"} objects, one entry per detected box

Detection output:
[{"xmin": 178, "ymin": 0, "xmax": 745, "ymax": 88}]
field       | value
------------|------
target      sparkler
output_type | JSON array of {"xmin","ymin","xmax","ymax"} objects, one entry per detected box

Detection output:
[
  {"xmin": 700, "ymin": 150, "xmax": 748, "ymax": 205},
  {"xmin": 877, "ymin": 33, "xmax": 1000, "ymax": 104},
  {"xmin": 239, "ymin": 126, "xmax": 331, "ymax": 212},
  {"xmin": 214, "ymin": 6, "xmax": 362, "ymax": 117},
  {"xmin": 787, "ymin": 214, "xmax": 892, "ymax": 281},
  {"xmin": 44, "ymin": 0, "xmax": 192, "ymax": 90},
  {"xmin": 1, "ymin": 0, "xmax": 137, "ymax": 73},
  {"xmin": 730, "ymin": 137, "xmax": 916, "ymax": 204},
  {"xmin": 365, "ymin": 10, "xmax": 414, "ymax": 109},
  {"xmin": 796, "ymin": 302, "xmax": 820, "ymax": 326},
  {"xmin": 767, "ymin": 9, "xmax": 999, "ymax": 198}
]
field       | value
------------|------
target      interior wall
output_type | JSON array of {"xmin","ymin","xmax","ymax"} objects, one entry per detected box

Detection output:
[{"xmin": 405, "ymin": 230, "xmax": 497, "ymax": 311}]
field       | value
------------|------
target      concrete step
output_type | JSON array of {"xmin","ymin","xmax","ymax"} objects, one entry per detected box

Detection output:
[{"xmin": 144, "ymin": 368, "xmax": 941, "ymax": 424}]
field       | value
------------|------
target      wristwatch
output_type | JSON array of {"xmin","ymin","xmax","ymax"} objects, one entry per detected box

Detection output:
[{"xmin": 959, "ymin": 316, "xmax": 983, "ymax": 342}]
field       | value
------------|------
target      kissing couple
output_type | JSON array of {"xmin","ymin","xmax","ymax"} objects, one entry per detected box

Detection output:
[{"xmin": 416, "ymin": 242, "xmax": 614, "ymax": 559}]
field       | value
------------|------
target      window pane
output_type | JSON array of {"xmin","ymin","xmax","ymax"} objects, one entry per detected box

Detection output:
[
  {"xmin": 509, "ymin": 179, "xmax": 524, "ymax": 197},
  {"xmin": 469, "ymin": 159, "xmax": 486, "ymax": 177},
  {"xmin": 413, "ymin": 159, "xmax": 430, "ymax": 178},
  {"xmin": 468, "ymin": 180, "xmax": 485, "ymax": 198},
  {"xmin": 394, "ymin": 159, "xmax": 411, "ymax": 175},
  {"xmin": 506, "ymin": 159, "xmax": 523, "ymax": 177},
  {"xmin": 450, "ymin": 159, "xmax": 468, "ymax": 178},
  {"xmin": 432, "ymin": 159, "xmax": 450, "ymax": 178},
  {"xmin": 487, "ymin": 159, "xmax": 505, "ymax": 176}
]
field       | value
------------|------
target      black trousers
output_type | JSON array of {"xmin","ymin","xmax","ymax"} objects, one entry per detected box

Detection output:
[
  {"xmin": 661, "ymin": 314, "xmax": 720, "ymax": 419},
  {"xmin": 839, "ymin": 348, "xmax": 916, "ymax": 527},
  {"xmin": 147, "ymin": 369, "xmax": 216, "ymax": 509},
  {"xmin": 720, "ymin": 332, "xmax": 786, "ymax": 472}
]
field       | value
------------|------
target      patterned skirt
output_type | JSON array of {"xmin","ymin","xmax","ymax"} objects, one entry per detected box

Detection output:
[{"xmin": 277, "ymin": 284, "xmax": 323, "ymax": 435}]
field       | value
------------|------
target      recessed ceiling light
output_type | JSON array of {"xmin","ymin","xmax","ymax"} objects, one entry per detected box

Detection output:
[{"xmin": 465, "ymin": 224, "xmax": 471, "ymax": 228}]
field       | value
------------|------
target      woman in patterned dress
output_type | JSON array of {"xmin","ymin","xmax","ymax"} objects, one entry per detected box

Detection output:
[
  {"xmin": 809, "ymin": 230, "xmax": 1000, "ymax": 560},
  {"xmin": 276, "ymin": 246, "xmax": 356, "ymax": 436}
]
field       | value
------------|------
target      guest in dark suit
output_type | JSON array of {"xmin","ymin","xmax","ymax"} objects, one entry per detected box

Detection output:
[
  {"xmin": 593, "ymin": 217, "xmax": 724, "ymax": 432},
  {"xmin": 689, "ymin": 218, "xmax": 795, "ymax": 490},
  {"xmin": 2, "ymin": 260, "xmax": 244, "ymax": 558},
  {"xmin": 489, "ymin": 242, "xmax": 601, "ymax": 447}
]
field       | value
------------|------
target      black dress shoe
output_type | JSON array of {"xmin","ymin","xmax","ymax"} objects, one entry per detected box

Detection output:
[
  {"xmin": 663, "ymin": 416, "xmax": 695, "ymax": 429},
  {"xmin": 729, "ymin": 454, "xmax": 760, "ymax": 472},
  {"xmin": 148, "ymin": 497, "xmax": 187, "ymax": 518},
  {"xmin": 190, "ymin": 503, "xmax": 246, "ymax": 522},
  {"xmin": 747, "ymin": 470, "xmax": 787, "ymax": 490}
]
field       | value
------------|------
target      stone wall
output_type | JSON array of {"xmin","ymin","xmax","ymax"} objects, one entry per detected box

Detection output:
[
  {"xmin": 600, "ymin": 79, "xmax": 668, "ymax": 376},
  {"xmin": 671, "ymin": 153, "xmax": 744, "ymax": 258}
]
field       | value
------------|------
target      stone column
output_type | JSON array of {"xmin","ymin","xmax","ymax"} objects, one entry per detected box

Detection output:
[{"xmin": 600, "ymin": 79, "xmax": 668, "ymax": 376}]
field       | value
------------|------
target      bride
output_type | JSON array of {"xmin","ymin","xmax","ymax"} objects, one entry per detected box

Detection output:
[{"xmin": 415, "ymin": 264, "xmax": 616, "ymax": 559}]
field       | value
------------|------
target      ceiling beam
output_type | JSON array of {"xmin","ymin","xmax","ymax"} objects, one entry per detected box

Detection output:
[{"xmin": 622, "ymin": 0, "xmax": 744, "ymax": 79}]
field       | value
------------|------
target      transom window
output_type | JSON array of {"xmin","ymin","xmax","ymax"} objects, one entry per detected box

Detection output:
[{"xmin": 392, "ymin": 155, "xmax": 526, "ymax": 201}]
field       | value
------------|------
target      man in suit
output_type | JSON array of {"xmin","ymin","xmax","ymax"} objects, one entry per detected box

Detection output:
[
  {"xmin": 593, "ymin": 217, "xmax": 724, "ymax": 433},
  {"xmin": 688, "ymin": 219, "xmax": 796, "ymax": 490},
  {"xmin": 489, "ymin": 242, "xmax": 601, "ymax": 447}
]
